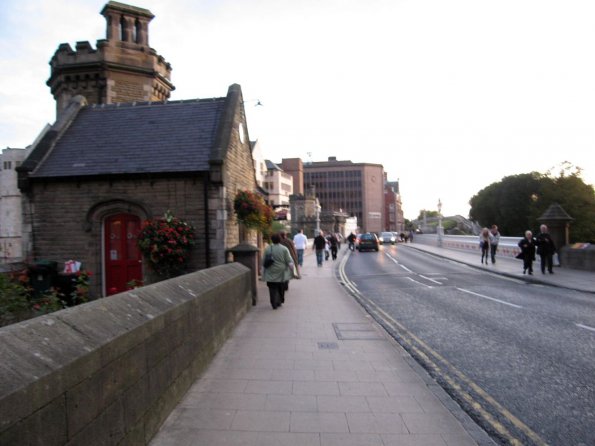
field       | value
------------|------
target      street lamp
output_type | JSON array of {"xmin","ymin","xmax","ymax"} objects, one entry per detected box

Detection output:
[
  {"xmin": 437, "ymin": 199, "xmax": 443, "ymax": 248},
  {"xmin": 315, "ymin": 197, "xmax": 321, "ymax": 235}
]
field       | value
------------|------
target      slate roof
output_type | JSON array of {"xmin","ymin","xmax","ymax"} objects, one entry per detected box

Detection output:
[
  {"xmin": 31, "ymin": 98, "xmax": 226, "ymax": 178},
  {"xmin": 265, "ymin": 160, "xmax": 282, "ymax": 171},
  {"xmin": 538, "ymin": 203, "xmax": 575, "ymax": 222}
]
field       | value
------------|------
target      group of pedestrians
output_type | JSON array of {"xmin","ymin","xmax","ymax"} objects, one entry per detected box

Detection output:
[
  {"xmin": 479, "ymin": 225, "xmax": 501, "ymax": 264},
  {"xmin": 481, "ymin": 223, "xmax": 557, "ymax": 275},
  {"xmin": 517, "ymin": 224, "xmax": 556, "ymax": 275},
  {"xmin": 262, "ymin": 228, "xmax": 346, "ymax": 309}
]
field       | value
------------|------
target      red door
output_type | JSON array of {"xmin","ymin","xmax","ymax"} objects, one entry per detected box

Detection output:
[{"xmin": 105, "ymin": 213, "xmax": 142, "ymax": 296}]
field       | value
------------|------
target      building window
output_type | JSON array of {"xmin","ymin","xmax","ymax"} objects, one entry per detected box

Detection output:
[{"xmin": 3, "ymin": 161, "xmax": 12, "ymax": 170}]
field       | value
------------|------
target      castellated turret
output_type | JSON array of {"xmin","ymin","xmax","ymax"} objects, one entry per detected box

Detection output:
[{"xmin": 47, "ymin": 1, "xmax": 175, "ymax": 118}]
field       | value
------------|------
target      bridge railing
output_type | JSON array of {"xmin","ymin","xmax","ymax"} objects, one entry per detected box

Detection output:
[{"xmin": 411, "ymin": 234, "xmax": 521, "ymax": 258}]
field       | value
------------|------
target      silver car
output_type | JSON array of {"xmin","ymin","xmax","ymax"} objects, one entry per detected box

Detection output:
[{"xmin": 379, "ymin": 232, "xmax": 396, "ymax": 245}]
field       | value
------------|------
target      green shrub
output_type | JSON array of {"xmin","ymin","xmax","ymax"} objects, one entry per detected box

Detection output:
[{"xmin": 0, "ymin": 273, "xmax": 30, "ymax": 326}]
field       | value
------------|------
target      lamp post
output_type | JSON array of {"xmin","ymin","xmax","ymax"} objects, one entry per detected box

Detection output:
[
  {"xmin": 437, "ymin": 199, "xmax": 443, "ymax": 248},
  {"xmin": 315, "ymin": 197, "xmax": 321, "ymax": 235}
]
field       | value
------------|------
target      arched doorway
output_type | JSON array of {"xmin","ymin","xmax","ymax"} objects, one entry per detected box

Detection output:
[{"xmin": 104, "ymin": 213, "xmax": 142, "ymax": 295}]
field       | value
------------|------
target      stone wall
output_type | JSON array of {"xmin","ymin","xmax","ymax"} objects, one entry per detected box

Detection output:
[
  {"xmin": 0, "ymin": 263, "xmax": 252, "ymax": 445},
  {"xmin": 24, "ymin": 176, "xmax": 207, "ymax": 297},
  {"xmin": 559, "ymin": 244, "xmax": 595, "ymax": 272}
]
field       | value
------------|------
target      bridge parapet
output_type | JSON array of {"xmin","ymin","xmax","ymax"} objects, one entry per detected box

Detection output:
[{"xmin": 0, "ymin": 263, "xmax": 252, "ymax": 445}]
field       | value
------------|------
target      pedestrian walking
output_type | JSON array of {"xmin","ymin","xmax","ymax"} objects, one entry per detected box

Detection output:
[
  {"xmin": 329, "ymin": 232, "xmax": 339, "ymax": 260},
  {"xmin": 536, "ymin": 224, "xmax": 556, "ymax": 274},
  {"xmin": 262, "ymin": 234, "xmax": 294, "ymax": 309},
  {"xmin": 489, "ymin": 224, "xmax": 500, "ymax": 264},
  {"xmin": 517, "ymin": 230, "xmax": 536, "ymax": 275},
  {"xmin": 313, "ymin": 230, "xmax": 326, "ymax": 266},
  {"xmin": 279, "ymin": 230, "xmax": 300, "ymax": 281},
  {"xmin": 479, "ymin": 227, "xmax": 490, "ymax": 264},
  {"xmin": 292, "ymin": 228, "xmax": 308, "ymax": 268}
]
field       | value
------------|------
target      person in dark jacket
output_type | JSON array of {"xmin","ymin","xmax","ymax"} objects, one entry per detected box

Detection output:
[
  {"xmin": 535, "ymin": 224, "xmax": 556, "ymax": 274},
  {"xmin": 313, "ymin": 230, "xmax": 326, "ymax": 266},
  {"xmin": 328, "ymin": 233, "xmax": 339, "ymax": 260},
  {"xmin": 518, "ymin": 230, "xmax": 536, "ymax": 275}
]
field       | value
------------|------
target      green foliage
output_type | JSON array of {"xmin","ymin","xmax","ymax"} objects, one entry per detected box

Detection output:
[
  {"xmin": 442, "ymin": 219, "xmax": 458, "ymax": 231},
  {"xmin": 137, "ymin": 211, "xmax": 196, "ymax": 278},
  {"xmin": 417, "ymin": 210, "xmax": 439, "ymax": 220},
  {"xmin": 30, "ymin": 289, "xmax": 67, "ymax": 315},
  {"xmin": 1, "ymin": 268, "xmax": 93, "ymax": 326},
  {"xmin": 469, "ymin": 165, "xmax": 595, "ymax": 241},
  {"xmin": 233, "ymin": 190, "xmax": 274, "ymax": 233},
  {"xmin": 0, "ymin": 273, "xmax": 30, "ymax": 326}
]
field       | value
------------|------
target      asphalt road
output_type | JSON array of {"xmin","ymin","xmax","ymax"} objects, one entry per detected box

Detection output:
[{"xmin": 341, "ymin": 244, "xmax": 595, "ymax": 446}]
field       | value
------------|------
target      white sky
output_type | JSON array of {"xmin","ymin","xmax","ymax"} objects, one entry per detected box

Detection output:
[{"xmin": 1, "ymin": 0, "xmax": 593, "ymax": 220}]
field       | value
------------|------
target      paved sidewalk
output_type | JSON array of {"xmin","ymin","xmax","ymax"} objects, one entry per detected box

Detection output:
[
  {"xmin": 150, "ymin": 247, "xmax": 492, "ymax": 446},
  {"xmin": 403, "ymin": 242, "xmax": 594, "ymax": 294}
]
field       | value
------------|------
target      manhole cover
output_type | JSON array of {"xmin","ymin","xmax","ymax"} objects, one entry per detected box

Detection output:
[{"xmin": 333, "ymin": 322, "xmax": 384, "ymax": 340}]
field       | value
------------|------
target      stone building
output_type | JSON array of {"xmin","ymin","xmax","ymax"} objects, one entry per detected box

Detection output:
[
  {"xmin": 47, "ymin": 1, "xmax": 174, "ymax": 118},
  {"xmin": 0, "ymin": 147, "xmax": 30, "ymax": 263},
  {"xmin": 17, "ymin": 2, "xmax": 258, "ymax": 297},
  {"xmin": 18, "ymin": 85, "xmax": 256, "ymax": 298}
]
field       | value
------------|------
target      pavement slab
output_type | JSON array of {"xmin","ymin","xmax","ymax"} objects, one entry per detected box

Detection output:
[{"xmin": 150, "ymin": 246, "xmax": 495, "ymax": 446}]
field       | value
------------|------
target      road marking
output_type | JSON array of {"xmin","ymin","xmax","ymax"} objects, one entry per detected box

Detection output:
[
  {"xmin": 457, "ymin": 287, "xmax": 523, "ymax": 309},
  {"xmin": 419, "ymin": 274, "xmax": 443, "ymax": 285},
  {"xmin": 406, "ymin": 277, "xmax": 432, "ymax": 288},
  {"xmin": 338, "ymin": 258, "xmax": 547, "ymax": 446},
  {"xmin": 576, "ymin": 323, "xmax": 595, "ymax": 332}
]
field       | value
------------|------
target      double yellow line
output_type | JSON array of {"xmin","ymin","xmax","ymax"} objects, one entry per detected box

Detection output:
[{"xmin": 338, "ymin": 252, "xmax": 548, "ymax": 446}]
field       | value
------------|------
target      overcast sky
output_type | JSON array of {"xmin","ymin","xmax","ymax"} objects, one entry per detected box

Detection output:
[{"xmin": 1, "ymin": 0, "xmax": 593, "ymax": 220}]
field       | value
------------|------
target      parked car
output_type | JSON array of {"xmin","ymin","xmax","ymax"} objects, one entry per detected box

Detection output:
[
  {"xmin": 379, "ymin": 231, "xmax": 396, "ymax": 245},
  {"xmin": 357, "ymin": 233, "xmax": 379, "ymax": 251}
]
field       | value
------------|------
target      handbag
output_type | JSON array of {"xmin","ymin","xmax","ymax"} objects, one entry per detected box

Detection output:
[{"xmin": 263, "ymin": 248, "xmax": 274, "ymax": 268}]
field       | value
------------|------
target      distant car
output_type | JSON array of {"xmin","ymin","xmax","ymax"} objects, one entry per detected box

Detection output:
[
  {"xmin": 357, "ymin": 233, "xmax": 379, "ymax": 251},
  {"xmin": 379, "ymin": 232, "xmax": 396, "ymax": 245}
]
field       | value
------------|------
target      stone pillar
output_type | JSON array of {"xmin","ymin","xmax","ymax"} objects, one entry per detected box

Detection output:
[{"xmin": 227, "ymin": 243, "xmax": 259, "ymax": 305}]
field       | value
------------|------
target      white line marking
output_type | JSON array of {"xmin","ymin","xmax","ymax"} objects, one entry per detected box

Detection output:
[
  {"xmin": 407, "ymin": 277, "xmax": 433, "ymax": 288},
  {"xmin": 419, "ymin": 274, "xmax": 443, "ymax": 285},
  {"xmin": 457, "ymin": 287, "xmax": 523, "ymax": 309},
  {"xmin": 576, "ymin": 323, "xmax": 595, "ymax": 332},
  {"xmin": 386, "ymin": 252, "xmax": 413, "ymax": 273}
]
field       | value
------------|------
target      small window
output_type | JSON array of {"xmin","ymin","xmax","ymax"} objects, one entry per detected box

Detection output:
[{"xmin": 3, "ymin": 161, "xmax": 12, "ymax": 170}]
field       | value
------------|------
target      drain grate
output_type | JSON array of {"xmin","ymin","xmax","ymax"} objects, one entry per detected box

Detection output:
[
  {"xmin": 333, "ymin": 323, "xmax": 384, "ymax": 340},
  {"xmin": 317, "ymin": 342, "xmax": 339, "ymax": 349}
]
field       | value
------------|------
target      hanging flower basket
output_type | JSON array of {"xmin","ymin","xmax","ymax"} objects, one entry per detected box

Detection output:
[
  {"xmin": 233, "ymin": 190, "xmax": 274, "ymax": 232},
  {"xmin": 137, "ymin": 211, "xmax": 195, "ymax": 278}
]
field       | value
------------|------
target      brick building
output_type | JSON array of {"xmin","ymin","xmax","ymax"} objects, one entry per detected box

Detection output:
[
  {"xmin": 385, "ymin": 177, "xmax": 405, "ymax": 233},
  {"xmin": 287, "ymin": 157, "xmax": 385, "ymax": 233},
  {"xmin": 16, "ymin": 2, "xmax": 258, "ymax": 297}
]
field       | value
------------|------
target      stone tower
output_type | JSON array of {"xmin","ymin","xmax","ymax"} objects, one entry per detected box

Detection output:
[{"xmin": 47, "ymin": 1, "xmax": 175, "ymax": 118}]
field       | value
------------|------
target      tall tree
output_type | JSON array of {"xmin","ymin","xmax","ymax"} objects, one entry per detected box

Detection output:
[{"xmin": 469, "ymin": 166, "xmax": 595, "ymax": 242}]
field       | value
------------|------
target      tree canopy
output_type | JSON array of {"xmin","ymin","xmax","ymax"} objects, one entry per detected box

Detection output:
[{"xmin": 469, "ymin": 164, "xmax": 595, "ymax": 242}]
